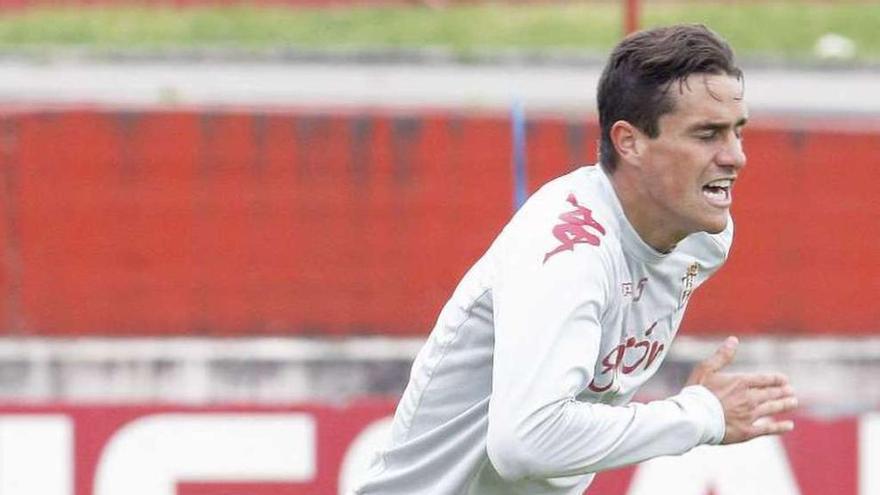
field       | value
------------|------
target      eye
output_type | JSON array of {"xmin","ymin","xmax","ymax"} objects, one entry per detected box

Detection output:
[
  {"xmin": 696, "ymin": 130, "xmax": 717, "ymax": 141},
  {"xmin": 734, "ymin": 127, "xmax": 745, "ymax": 140}
]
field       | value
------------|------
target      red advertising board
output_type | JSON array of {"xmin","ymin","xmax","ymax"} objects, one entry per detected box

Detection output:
[
  {"xmin": 0, "ymin": 108, "xmax": 879, "ymax": 337},
  {"xmin": 0, "ymin": 402, "xmax": 874, "ymax": 495}
]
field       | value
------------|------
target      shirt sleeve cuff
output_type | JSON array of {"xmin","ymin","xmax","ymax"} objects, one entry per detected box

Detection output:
[{"xmin": 673, "ymin": 385, "xmax": 726, "ymax": 445}]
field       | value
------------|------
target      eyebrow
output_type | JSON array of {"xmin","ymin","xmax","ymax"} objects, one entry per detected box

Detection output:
[{"xmin": 688, "ymin": 117, "xmax": 749, "ymax": 132}]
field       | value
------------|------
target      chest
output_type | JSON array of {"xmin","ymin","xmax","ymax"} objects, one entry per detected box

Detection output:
[{"xmin": 579, "ymin": 257, "xmax": 704, "ymax": 403}]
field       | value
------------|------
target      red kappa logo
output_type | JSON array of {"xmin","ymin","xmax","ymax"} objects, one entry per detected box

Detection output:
[{"xmin": 543, "ymin": 193, "xmax": 606, "ymax": 264}]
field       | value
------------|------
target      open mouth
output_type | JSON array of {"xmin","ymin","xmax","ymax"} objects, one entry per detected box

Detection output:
[{"xmin": 702, "ymin": 178, "xmax": 733, "ymax": 206}]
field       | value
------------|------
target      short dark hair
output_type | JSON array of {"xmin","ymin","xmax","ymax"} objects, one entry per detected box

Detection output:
[{"xmin": 597, "ymin": 24, "xmax": 742, "ymax": 172}]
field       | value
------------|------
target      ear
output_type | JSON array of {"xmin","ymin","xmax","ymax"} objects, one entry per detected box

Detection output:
[{"xmin": 610, "ymin": 120, "xmax": 644, "ymax": 166}]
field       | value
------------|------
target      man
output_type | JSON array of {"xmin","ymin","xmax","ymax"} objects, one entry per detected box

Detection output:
[{"xmin": 354, "ymin": 24, "xmax": 798, "ymax": 495}]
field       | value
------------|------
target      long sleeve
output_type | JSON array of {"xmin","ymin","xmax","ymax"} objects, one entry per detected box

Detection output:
[{"xmin": 487, "ymin": 222, "xmax": 725, "ymax": 482}]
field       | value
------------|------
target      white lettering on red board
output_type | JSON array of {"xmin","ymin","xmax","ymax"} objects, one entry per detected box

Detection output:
[
  {"xmin": 0, "ymin": 415, "xmax": 72, "ymax": 495},
  {"xmin": 0, "ymin": 410, "xmax": 875, "ymax": 494},
  {"xmin": 627, "ymin": 436, "xmax": 801, "ymax": 495},
  {"xmin": 860, "ymin": 413, "xmax": 880, "ymax": 495},
  {"xmin": 338, "ymin": 416, "xmax": 393, "ymax": 495},
  {"xmin": 94, "ymin": 414, "xmax": 315, "ymax": 495}
]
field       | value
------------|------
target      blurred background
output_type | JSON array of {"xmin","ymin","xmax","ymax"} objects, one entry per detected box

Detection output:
[{"xmin": 0, "ymin": 0, "xmax": 877, "ymax": 494}]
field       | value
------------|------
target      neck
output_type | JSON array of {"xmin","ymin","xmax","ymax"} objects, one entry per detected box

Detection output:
[{"xmin": 606, "ymin": 168, "xmax": 684, "ymax": 253}]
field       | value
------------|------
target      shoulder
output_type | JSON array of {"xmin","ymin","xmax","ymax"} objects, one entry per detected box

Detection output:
[{"xmin": 495, "ymin": 166, "xmax": 621, "ymax": 280}]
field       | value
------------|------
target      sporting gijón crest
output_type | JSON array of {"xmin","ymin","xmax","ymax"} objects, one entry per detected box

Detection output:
[{"xmin": 543, "ymin": 193, "xmax": 606, "ymax": 264}]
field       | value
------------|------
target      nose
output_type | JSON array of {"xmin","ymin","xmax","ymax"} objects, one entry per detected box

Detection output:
[{"xmin": 716, "ymin": 134, "xmax": 747, "ymax": 170}]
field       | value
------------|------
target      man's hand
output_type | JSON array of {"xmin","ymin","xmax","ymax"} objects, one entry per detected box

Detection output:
[{"xmin": 686, "ymin": 336, "xmax": 799, "ymax": 445}]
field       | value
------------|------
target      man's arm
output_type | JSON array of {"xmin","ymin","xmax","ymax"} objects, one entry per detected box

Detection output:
[
  {"xmin": 488, "ymin": 234, "xmax": 797, "ymax": 481},
  {"xmin": 489, "ymin": 242, "xmax": 715, "ymax": 480}
]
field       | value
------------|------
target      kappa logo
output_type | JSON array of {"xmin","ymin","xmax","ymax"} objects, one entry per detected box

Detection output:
[{"xmin": 543, "ymin": 193, "xmax": 606, "ymax": 264}]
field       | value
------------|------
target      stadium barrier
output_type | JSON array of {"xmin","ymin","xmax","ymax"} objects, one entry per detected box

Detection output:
[
  {"xmin": 0, "ymin": 107, "xmax": 877, "ymax": 337},
  {"xmin": 0, "ymin": 402, "xmax": 873, "ymax": 495}
]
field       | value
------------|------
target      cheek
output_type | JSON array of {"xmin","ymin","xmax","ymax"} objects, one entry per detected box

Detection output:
[
  {"xmin": 671, "ymin": 153, "xmax": 711, "ymax": 188},
  {"xmin": 670, "ymin": 177, "xmax": 697, "ymax": 204},
  {"xmin": 648, "ymin": 173, "xmax": 690, "ymax": 209},
  {"xmin": 661, "ymin": 161, "xmax": 698, "ymax": 194},
  {"xmin": 645, "ymin": 143, "xmax": 705, "ymax": 200}
]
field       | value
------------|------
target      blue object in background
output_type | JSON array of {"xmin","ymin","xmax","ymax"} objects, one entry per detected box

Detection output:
[{"xmin": 511, "ymin": 100, "xmax": 528, "ymax": 211}]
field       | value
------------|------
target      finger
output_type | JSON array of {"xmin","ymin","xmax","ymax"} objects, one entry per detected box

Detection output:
[
  {"xmin": 744, "ymin": 373, "xmax": 789, "ymax": 389},
  {"xmin": 750, "ymin": 384, "xmax": 795, "ymax": 403},
  {"xmin": 701, "ymin": 336, "xmax": 739, "ymax": 374},
  {"xmin": 750, "ymin": 419, "xmax": 795, "ymax": 438},
  {"xmin": 753, "ymin": 396, "xmax": 799, "ymax": 418}
]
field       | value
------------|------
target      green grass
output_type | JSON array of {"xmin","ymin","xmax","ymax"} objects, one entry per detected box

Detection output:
[
  {"xmin": 646, "ymin": 3, "xmax": 880, "ymax": 61},
  {"xmin": 0, "ymin": 2, "xmax": 877, "ymax": 62}
]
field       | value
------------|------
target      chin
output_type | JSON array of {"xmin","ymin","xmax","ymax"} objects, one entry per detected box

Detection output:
[{"xmin": 699, "ymin": 214, "xmax": 729, "ymax": 234}]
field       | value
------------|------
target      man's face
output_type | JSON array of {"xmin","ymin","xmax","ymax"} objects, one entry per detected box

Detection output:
[{"xmin": 638, "ymin": 73, "xmax": 748, "ymax": 243}]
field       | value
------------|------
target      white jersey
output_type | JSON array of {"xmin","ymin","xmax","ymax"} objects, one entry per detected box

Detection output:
[{"xmin": 354, "ymin": 165, "xmax": 731, "ymax": 495}]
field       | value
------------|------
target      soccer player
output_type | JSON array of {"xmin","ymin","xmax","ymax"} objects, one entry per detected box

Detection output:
[{"xmin": 354, "ymin": 24, "xmax": 798, "ymax": 495}]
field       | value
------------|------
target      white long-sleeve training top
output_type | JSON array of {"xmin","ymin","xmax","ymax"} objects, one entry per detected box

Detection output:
[{"xmin": 354, "ymin": 164, "xmax": 730, "ymax": 495}]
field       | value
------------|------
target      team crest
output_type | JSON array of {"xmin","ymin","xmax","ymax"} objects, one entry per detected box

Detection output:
[{"xmin": 680, "ymin": 262, "xmax": 700, "ymax": 306}]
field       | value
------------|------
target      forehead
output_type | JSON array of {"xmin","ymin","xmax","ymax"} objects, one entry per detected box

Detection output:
[{"xmin": 665, "ymin": 73, "xmax": 747, "ymax": 123}]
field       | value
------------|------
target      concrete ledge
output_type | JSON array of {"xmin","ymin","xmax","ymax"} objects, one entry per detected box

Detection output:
[{"xmin": 0, "ymin": 336, "xmax": 875, "ymax": 415}]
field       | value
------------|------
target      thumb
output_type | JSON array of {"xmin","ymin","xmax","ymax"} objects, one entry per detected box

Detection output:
[
  {"xmin": 703, "ymin": 336, "xmax": 739, "ymax": 373},
  {"xmin": 688, "ymin": 336, "xmax": 739, "ymax": 386}
]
